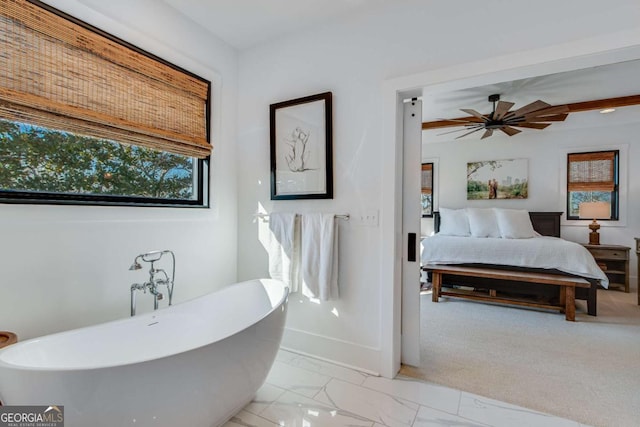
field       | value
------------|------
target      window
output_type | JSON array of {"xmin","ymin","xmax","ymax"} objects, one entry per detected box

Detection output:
[
  {"xmin": 0, "ymin": 0, "xmax": 211, "ymax": 207},
  {"xmin": 567, "ymin": 150, "xmax": 619, "ymax": 220},
  {"xmin": 0, "ymin": 120, "xmax": 206, "ymax": 204},
  {"xmin": 421, "ymin": 163, "xmax": 433, "ymax": 217}
]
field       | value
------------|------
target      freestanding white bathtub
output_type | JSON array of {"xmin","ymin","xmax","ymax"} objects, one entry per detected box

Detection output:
[{"xmin": 0, "ymin": 279, "xmax": 288, "ymax": 427}]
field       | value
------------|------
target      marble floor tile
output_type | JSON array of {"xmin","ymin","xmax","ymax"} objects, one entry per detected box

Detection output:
[
  {"xmin": 412, "ymin": 405, "xmax": 491, "ymax": 427},
  {"xmin": 243, "ymin": 383, "xmax": 287, "ymax": 416},
  {"xmin": 458, "ymin": 393, "xmax": 581, "ymax": 427},
  {"xmin": 265, "ymin": 361, "xmax": 332, "ymax": 398},
  {"xmin": 362, "ymin": 375, "xmax": 461, "ymax": 415},
  {"xmin": 233, "ymin": 349, "xmax": 586, "ymax": 427},
  {"xmin": 314, "ymin": 378, "xmax": 419, "ymax": 427},
  {"xmin": 223, "ymin": 410, "xmax": 279, "ymax": 427},
  {"xmin": 287, "ymin": 354, "xmax": 371, "ymax": 385},
  {"xmin": 260, "ymin": 390, "xmax": 374, "ymax": 426}
]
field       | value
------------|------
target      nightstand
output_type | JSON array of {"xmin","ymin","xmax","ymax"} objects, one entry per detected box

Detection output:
[{"xmin": 582, "ymin": 244, "xmax": 630, "ymax": 293}]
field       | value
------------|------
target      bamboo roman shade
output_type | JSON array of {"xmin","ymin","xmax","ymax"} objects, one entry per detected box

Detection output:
[
  {"xmin": 421, "ymin": 163, "xmax": 433, "ymax": 194},
  {"xmin": 567, "ymin": 151, "xmax": 616, "ymax": 192},
  {"xmin": 0, "ymin": 0, "xmax": 211, "ymax": 158}
]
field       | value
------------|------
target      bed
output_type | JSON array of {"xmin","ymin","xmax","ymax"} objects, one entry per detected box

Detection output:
[{"xmin": 421, "ymin": 209, "xmax": 607, "ymax": 316}]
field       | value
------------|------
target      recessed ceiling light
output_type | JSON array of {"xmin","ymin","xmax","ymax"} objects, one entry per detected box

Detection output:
[{"xmin": 600, "ymin": 108, "xmax": 616, "ymax": 114}]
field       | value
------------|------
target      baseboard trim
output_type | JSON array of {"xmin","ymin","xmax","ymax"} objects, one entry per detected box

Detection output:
[
  {"xmin": 281, "ymin": 327, "xmax": 382, "ymax": 376},
  {"xmin": 279, "ymin": 345, "xmax": 381, "ymax": 377}
]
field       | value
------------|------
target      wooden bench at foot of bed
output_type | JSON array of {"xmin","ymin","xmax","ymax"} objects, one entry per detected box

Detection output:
[{"xmin": 426, "ymin": 265, "xmax": 591, "ymax": 321}]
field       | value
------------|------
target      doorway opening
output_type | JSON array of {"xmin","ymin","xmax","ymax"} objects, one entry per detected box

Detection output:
[{"xmin": 394, "ymin": 46, "xmax": 640, "ymax": 374}]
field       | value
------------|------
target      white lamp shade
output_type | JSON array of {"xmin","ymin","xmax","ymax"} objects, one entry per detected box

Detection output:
[{"xmin": 578, "ymin": 201, "xmax": 610, "ymax": 219}]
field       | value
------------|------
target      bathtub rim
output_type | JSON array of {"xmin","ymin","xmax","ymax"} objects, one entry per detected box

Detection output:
[{"xmin": 0, "ymin": 278, "xmax": 289, "ymax": 372}]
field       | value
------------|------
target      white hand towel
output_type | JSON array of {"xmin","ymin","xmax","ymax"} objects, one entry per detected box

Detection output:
[
  {"xmin": 301, "ymin": 213, "xmax": 339, "ymax": 300},
  {"xmin": 267, "ymin": 212, "xmax": 300, "ymax": 292}
]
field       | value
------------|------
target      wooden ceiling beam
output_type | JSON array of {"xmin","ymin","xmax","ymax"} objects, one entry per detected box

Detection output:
[
  {"xmin": 564, "ymin": 94, "xmax": 640, "ymax": 113},
  {"xmin": 422, "ymin": 94, "xmax": 640, "ymax": 130}
]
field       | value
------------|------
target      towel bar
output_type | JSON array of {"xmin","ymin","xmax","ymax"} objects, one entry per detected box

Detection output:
[{"xmin": 254, "ymin": 213, "xmax": 349, "ymax": 221}]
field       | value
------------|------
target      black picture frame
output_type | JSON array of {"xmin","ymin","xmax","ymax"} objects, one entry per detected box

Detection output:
[{"xmin": 270, "ymin": 92, "xmax": 333, "ymax": 200}]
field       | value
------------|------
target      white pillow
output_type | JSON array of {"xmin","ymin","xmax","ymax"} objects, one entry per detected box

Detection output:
[
  {"xmin": 494, "ymin": 208, "xmax": 536, "ymax": 239},
  {"xmin": 438, "ymin": 208, "xmax": 470, "ymax": 236},
  {"xmin": 466, "ymin": 208, "xmax": 501, "ymax": 238}
]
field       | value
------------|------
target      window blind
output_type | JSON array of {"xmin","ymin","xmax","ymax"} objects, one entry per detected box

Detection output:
[
  {"xmin": 0, "ymin": 0, "xmax": 211, "ymax": 158},
  {"xmin": 567, "ymin": 151, "xmax": 616, "ymax": 192},
  {"xmin": 421, "ymin": 163, "xmax": 433, "ymax": 194}
]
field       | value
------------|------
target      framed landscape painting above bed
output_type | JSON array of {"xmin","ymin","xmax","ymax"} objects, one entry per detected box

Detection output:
[{"xmin": 467, "ymin": 158, "xmax": 528, "ymax": 200}]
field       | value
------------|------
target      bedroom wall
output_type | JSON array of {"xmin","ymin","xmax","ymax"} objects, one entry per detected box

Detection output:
[
  {"xmin": 0, "ymin": 0, "xmax": 239, "ymax": 340},
  {"xmin": 422, "ymin": 109, "xmax": 640, "ymax": 281},
  {"xmin": 236, "ymin": 0, "xmax": 640, "ymax": 374}
]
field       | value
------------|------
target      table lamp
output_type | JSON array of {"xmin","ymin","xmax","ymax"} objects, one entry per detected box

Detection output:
[{"xmin": 578, "ymin": 201, "xmax": 610, "ymax": 245}]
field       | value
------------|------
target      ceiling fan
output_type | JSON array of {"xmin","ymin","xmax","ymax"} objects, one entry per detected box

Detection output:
[{"xmin": 443, "ymin": 94, "xmax": 570, "ymax": 139}]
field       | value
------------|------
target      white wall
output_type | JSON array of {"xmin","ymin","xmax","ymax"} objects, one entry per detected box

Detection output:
[
  {"xmin": 237, "ymin": 0, "xmax": 640, "ymax": 374},
  {"xmin": 422, "ymin": 108, "xmax": 640, "ymax": 280},
  {"xmin": 0, "ymin": 0, "xmax": 239, "ymax": 340}
]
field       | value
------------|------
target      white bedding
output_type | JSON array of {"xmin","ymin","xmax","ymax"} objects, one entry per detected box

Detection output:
[{"xmin": 421, "ymin": 234, "xmax": 609, "ymax": 288}]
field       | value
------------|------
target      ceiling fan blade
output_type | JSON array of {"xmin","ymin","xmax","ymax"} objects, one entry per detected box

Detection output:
[
  {"xmin": 436, "ymin": 125, "xmax": 483, "ymax": 136},
  {"xmin": 499, "ymin": 126, "xmax": 522, "ymax": 137},
  {"xmin": 524, "ymin": 113, "xmax": 568, "ymax": 122},
  {"xmin": 460, "ymin": 109, "xmax": 489, "ymax": 121},
  {"xmin": 481, "ymin": 129, "xmax": 493, "ymax": 139},
  {"xmin": 493, "ymin": 101, "xmax": 515, "ymax": 120},
  {"xmin": 508, "ymin": 100, "xmax": 551, "ymax": 118},
  {"xmin": 455, "ymin": 127, "xmax": 485, "ymax": 139},
  {"xmin": 524, "ymin": 105, "xmax": 570, "ymax": 118},
  {"xmin": 435, "ymin": 118, "xmax": 479, "ymax": 123},
  {"xmin": 513, "ymin": 122, "xmax": 551, "ymax": 130}
]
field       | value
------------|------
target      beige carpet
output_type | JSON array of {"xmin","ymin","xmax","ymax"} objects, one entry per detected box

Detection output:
[{"xmin": 401, "ymin": 285, "xmax": 640, "ymax": 427}]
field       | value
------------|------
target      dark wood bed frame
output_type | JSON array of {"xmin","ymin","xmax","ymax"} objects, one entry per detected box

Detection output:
[{"xmin": 428, "ymin": 211, "xmax": 598, "ymax": 316}]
